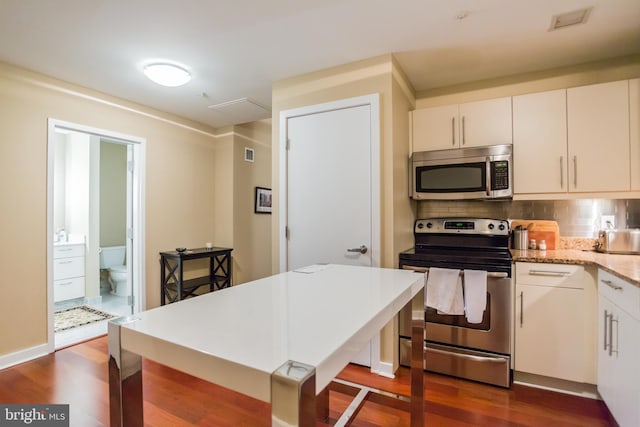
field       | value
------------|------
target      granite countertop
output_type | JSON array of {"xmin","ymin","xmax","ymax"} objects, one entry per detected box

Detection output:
[{"xmin": 512, "ymin": 248, "xmax": 640, "ymax": 287}]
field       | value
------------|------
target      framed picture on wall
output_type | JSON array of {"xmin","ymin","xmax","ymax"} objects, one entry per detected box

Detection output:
[{"xmin": 254, "ymin": 187, "xmax": 272, "ymax": 214}]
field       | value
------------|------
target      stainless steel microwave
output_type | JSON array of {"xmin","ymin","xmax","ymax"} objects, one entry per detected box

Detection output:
[{"xmin": 410, "ymin": 144, "xmax": 513, "ymax": 200}]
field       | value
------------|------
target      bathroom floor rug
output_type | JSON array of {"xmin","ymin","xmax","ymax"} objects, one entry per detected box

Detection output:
[{"xmin": 54, "ymin": 305, "xmax": 118, "ymax": 333}]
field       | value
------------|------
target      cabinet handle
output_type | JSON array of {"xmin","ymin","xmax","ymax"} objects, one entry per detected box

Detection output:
[
  {"xmin": 573, "ymin": 155, "xmax": 578, "ymax": 188},
  {"xmin": 560, "ymin": 156, "xmax": 563, "ymax": 189},
  {"xmin": 610, "ymin": 317, "xmax": 619, "ymax": 356},
  {"xmin": 600, "ymin": 279, "xmax": 623, "ymax": 291},
  {"xmin": 461, "ymin": 116, "xmax": 466, "ymax": 145},
  {"xmin": 528, "ymin": 269, "xmax": 571, "ymax": 277},
  {"xmin": 58, "ymin": 248, "xmax": 73, "ymax": 252},
  {"xmin": 451, "ymin": 117, "xmax": 455, "ymax": 146},
  {"xmin": 58, "ymin": 260, "xmax": 73, "ymax": 265},
  {"xmin": 603, "ymin": 310, "xmax": 609, "ymax": 351},
  {"xmin": 520, "ymin": 291, "xmax": 524, "ymax": 326},
  {"xmin": 58, "ymin": 281, "xmax": 73, "ymax": 286}
]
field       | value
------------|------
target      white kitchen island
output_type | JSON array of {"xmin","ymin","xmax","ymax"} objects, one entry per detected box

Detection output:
[{"xmin": 108, "ymin": 264, "xmax": 425, "ymax": 426}]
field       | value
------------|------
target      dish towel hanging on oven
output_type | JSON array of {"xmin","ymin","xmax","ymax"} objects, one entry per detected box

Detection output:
[
  {"xmin": 463, "ymin": 269, "xmax": 488, "ymax": 323},
  {"xmin": 425, "ymin": 267, "xmax": 464, "ymax": 315}
]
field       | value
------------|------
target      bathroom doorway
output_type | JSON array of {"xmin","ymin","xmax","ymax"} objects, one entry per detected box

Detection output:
[{"xmin": 47, "ymin": 119, "xmax": 145, "ymax": 350}]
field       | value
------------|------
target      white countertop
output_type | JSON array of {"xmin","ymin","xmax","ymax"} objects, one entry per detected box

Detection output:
[{"xmin": 118, "ymin": 264, "xmax": 424, "ymax": 402}]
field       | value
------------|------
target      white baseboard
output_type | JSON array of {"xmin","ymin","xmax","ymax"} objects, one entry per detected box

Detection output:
[
  {"xmin": 514, "ymin": 371, "xmax": 600, "ymax": 399},
  {"xmin": 373, "ymin": 361, "xmax": 396, "ymax": 379},
  {"xmin": 0, "ymin": 343, "xmax": 50, "ymax": 370}
]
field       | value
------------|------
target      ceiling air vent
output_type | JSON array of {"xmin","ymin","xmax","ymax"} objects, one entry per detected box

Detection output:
[
  {"xmin": 208, "ymin": 97, "xmax": 271, "ymax": 124},
  {"xmin": 549, "ymin": 8, "xmax": 592, "ymax": 31},
  {"xmin": 244, "ymin": 147, "xmax": 255, "ymax": 163}
]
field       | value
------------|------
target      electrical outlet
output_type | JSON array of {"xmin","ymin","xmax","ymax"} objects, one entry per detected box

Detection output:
[{"xmin": 600, "ymin": 215, "xmax": 615, "ymax": 230}]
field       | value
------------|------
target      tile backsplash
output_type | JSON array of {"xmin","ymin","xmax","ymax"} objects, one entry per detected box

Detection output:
[{"xmin": 417, "ymin": 199, "xmax": 640, "ymax": 237}]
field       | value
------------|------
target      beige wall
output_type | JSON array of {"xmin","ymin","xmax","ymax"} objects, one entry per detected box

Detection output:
[
  {"xmin": 0, "ymin": 62, "xmax": 224, "ymax": 356},
  {"xmin": 233, "ymin": 121, "xmax": 272, "ymax": 284},
  {"xmin": 271, "ymin": 55, "xmax": 416, "ymax": 369},
  {"xmin": 99, "ymin": 141, "xmax": 127, "ymax": 247},
  {"xmin": 416, "ymin": 54, "xmax": 640, "ymax": 108},
  {"xmin": 211, "ymin": 121, "xmax": 273, "ymax": 285},
  {"xmin": 271, "ymin": 54, "xmax": 416, "ymax": 272}
]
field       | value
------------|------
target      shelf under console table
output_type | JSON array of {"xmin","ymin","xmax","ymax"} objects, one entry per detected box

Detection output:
[{"xmin": 160, "ymin": 247, "xmax": 233, "ymax": 305}]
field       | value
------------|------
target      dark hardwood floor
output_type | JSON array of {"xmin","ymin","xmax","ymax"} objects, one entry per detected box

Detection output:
[{"xmin": 0, "ymin": 336, "xmax": 616, "ymax": 426}]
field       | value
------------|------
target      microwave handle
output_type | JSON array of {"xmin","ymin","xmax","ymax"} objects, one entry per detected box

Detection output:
[{"xmin": 485, "ymin": 157, "xmax": 491, "ymax": 196}]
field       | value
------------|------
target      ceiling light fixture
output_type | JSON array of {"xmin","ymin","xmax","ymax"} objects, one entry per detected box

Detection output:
[{"xmin": 143, "ymin": 63, "xmax": 191, "ymax": 87}]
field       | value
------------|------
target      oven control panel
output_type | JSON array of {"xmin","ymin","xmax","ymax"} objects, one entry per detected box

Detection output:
[{"xmin": 415, "ymin": 218, "xmax": 509, "ymax": 235}]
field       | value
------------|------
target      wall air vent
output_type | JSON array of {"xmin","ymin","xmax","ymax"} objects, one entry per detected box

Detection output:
[
  {"xmin": 244, "ymin": 147, "xmax": 255, "ymax": 163},
  {"xmin": 549, "ymin": 8, "xmax": 592, "ymax": 31}
]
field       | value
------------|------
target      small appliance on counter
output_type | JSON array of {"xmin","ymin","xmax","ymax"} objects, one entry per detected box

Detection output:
[
  {"xmin": 510, "ymin": 220, "xmax": 559, "ymax": 250},
  {"xmin": 511, "ymin": 226, "xmax": 528, "ymax": 249},
  {"xmin": 595, "ymin": 229, "xmax": 640, "ymax": 254}
]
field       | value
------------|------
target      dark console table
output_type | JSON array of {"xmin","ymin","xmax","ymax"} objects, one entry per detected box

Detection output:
[{"xmin": 160, "ymin": 247, "xmax": 233, "ymax": 305}]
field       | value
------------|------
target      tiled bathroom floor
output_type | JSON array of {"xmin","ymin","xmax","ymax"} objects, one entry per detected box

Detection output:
[{"xmin": 54, "ymin": 291, "xmax": 132, "ymax": 349}]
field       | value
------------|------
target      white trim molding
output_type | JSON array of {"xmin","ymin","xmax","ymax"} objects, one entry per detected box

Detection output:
[
  {"xmin": 46, "ymin": 119, "xmax": 146, "ymax": 354},
  {"xmin": 0, "ymin": 343, "xmax": 49, "ymax": 371}
]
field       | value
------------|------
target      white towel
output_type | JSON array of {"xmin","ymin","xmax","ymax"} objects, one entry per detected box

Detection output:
[
  {"xmin": 463, "ymin": 269, "xmax": 488, "ymax": 323},
  {"xmin": 425, "ymin": 268, "xmax": 464, "ymax": 315}
]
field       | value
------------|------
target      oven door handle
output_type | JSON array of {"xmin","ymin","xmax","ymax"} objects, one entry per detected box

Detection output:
[
  {"xmin": 427, "ymin": 346, "xmax": 508, "ymax": 363},
  {"xmin": 401, "ymin": 265, "xmax": 508, "ymax": 278}
]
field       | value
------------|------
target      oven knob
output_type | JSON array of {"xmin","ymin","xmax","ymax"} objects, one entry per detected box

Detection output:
[
  {"xmin": 499, "ymin": 223, "xmax": 506, "ymax": 231},
  {"xmin": 488, "ymin": 223, "xmax": 495, "ymax": 230},
  {"xmin": 426, "ymin": 222, "xmax": 433, "ymax": 229},
  {"xmin": 417, "ymin": 223, "xmax": 424, "ymax": 229}
]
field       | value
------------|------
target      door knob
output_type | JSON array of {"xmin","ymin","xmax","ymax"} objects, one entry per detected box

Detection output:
[{"xmin": 347, "ymin": 245, "xmax": 368, "ymax": 254}]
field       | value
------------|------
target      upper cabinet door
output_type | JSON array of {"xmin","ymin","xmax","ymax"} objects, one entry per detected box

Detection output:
[
  {"xmin": 513, "ymin": 89, "xmax": 568, "ymax": 194},
  {"xmin": 630, "ymin": 78, "xmax": 640, "ymax": 191},
  {"xmin": 568, "ymin": 80, "xmax": 630, "ymax": 192},
  {"xmin": 411, "ymin": 97, "xmax": 512, "ymax": 152},
  {"xmin": 458, "ymin": 97, "xmax": 512, "ymax": 148},
  {"xmin": 412, "ymin": 104, "xmax": 459, "ymax": 151}
]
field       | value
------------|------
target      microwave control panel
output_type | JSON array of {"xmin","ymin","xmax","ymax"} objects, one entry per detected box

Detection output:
[{"xmin": 491, "ymin": 161, "xmax": 510, "ymax": 190}]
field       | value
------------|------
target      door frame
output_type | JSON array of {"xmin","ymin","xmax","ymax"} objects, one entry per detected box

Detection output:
[
  {"xmin": 278, "ymin": 94, "xmax": 381, "ymax": 272},
  {"xmin": 278, "ymin": 94, "xmax": 382, "ymax": 372},
  {"xmin": 46, "ymin": 119, "xmax": 146, "ymax": 352}
]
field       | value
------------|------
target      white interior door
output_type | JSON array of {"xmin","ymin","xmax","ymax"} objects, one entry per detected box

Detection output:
[
  {"xmin": 286, "ymin": 105, "xmax": 373, "ymax": 270},
  {"xmin": 281, "ymin": 94, "xmax": 380, "ymax": 368}
]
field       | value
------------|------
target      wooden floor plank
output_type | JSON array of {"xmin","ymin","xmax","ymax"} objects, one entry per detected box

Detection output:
[{"xmin": 0, "ymin": 336, "xmax": 616, "ymax": 426}]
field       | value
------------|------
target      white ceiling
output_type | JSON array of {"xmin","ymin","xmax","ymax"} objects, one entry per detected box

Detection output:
[{"xmin": 1, "ymin": 0, "xmax": 639, "ymax": 128}]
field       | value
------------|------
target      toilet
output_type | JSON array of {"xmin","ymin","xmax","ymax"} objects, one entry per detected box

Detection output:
[{"xmin": 99, "ymin": 246, "xmax": 129, "ymax": 296}]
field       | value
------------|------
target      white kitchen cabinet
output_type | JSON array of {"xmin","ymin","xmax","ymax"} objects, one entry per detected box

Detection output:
[
  {"xmin": 514, "ymin": 262, "xmax": 597, "ymax": 383},
  {"xmin": 513, "ymin": 89, "xmax": 568, "ymax": 194},
  {"xmin": 567, "ymin": 80, "xmax": 630, "ymax": 192},
  {"xmin": 597, "ymin": 269, "xmax": 640, "ymax": 427},
  {"xmin": 631, "ymin": 78, "xmax": 640, "ymax": 191},
  {"xmin": 53, "ymin": 243, "xmax": 85, "ymax": 302},
  {"xmin": 412, "ymin": 97, "xmax": 512, "ymax": 152}
]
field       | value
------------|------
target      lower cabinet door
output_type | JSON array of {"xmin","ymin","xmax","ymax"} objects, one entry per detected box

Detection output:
[
  {"xmin": 54, "ymin": 277, "xmax": 85, "ymax": 302},
  {"xmin": 598, "ymin": 295, "xmax": 640, "ymax": 427},
  {"xmin": 515, "ymin": 284, "xmax": 587, "ymax": 382}
]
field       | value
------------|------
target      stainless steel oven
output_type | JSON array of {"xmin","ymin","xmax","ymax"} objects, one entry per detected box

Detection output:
[{"xmin": 398, "ymin": 218, "xmax": 513, "ymax": 387}]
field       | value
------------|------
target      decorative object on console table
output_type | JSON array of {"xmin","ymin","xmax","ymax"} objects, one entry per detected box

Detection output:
[
  {"xmin": 254, "ymin": 186, "xmax": 272, "ymax": 214},
  {"xmin": 159, "ymin": 247, "xmax": 233, "ymax": 305},
  {"xmin": 510, "ymin": 220, "xmax": 559, "ymax": 250}
]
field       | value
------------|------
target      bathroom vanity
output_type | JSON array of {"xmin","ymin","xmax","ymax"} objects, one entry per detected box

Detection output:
[{"xmin": 53, "ymin": 242, "xmax": 85, "ymax": 302}]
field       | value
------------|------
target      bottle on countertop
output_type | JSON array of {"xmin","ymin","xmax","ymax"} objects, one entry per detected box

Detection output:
[
  {"xmin": 529, "ymin": 239, "xmax": 537, "ymax": 250},
  {"xmin": 538, "ymin": 240, "xmax": 547, "ymax": 251}
]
